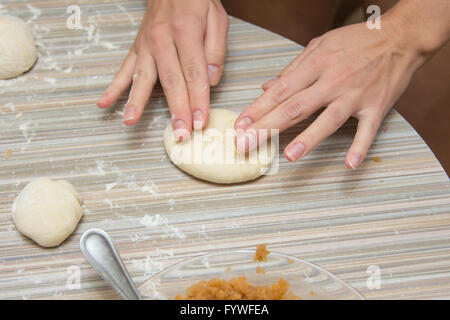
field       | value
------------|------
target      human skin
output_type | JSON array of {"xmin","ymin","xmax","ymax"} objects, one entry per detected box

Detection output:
[
  {"xmin": 235, "ymin": 0, "xmax": 450, "ymax": 169},
  {"xmin": 97, "ymin": 0, "xmax": 229, "ymax": 141},
  {"xmin": 97, "ymin": 0, "xmax": 449, "ymax": 170}
]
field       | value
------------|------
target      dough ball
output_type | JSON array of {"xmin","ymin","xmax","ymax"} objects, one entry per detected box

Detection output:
[
  {"xmin": 164, "ymin": 108, "xmax": 274, "ymax": 184},
  {"xmin": 12, "ymin": 178, "xmax": 83, "ymax": 247},
  {"xmin": 0, "ymin": 15, "xmax": 38, "ymax": 80}
]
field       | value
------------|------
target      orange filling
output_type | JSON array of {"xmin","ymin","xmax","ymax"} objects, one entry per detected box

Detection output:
[
  {"xmin": 174, "ymin": 244, "xmax": 300, "ymax": 300},
  {"xmin": 174, "ymin": 276, "xmax": 299, "ymax": 300},
  {"xmin": 253, "ymin": 243, "xmax": 270, "ymax": 262}
]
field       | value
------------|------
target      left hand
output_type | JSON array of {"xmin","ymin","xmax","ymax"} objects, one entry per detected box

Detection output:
[{"xmin": 235, "ymin": 20, "xmax": 424, "ymax": 169}]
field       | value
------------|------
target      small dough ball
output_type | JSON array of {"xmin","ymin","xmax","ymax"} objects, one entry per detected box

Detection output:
[
  {"xmin": 12, "ymin": 178, "xmax": 83, "ymax": 247},
  {"xmin": 164, "ymin": 108, "xmax": 274, "ymax": 184},
  {"xmin": 0, "ymin": 15, "xmax": 38, "ymax": 80}
]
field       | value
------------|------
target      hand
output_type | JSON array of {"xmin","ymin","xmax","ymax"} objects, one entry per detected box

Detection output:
[
  {"xmin": 235, "ymin": 19, "xmax": 425, "ymax": 169},
  {"xmin": 97, "ymin": 0, "xmax": 229, "ymax": 141}
]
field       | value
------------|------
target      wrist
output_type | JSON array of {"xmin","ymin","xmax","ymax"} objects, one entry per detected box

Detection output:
[
  {"xmin": 381, "ymin": 1, "xmax": 449, "ymax": 60},
  {"xmin": 381, "ymin": 12, "xmax": 430, "ymax": 70}
]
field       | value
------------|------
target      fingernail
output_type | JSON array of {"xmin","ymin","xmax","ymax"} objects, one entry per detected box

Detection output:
[
  {"xmin": 174, "ymin": 119, "xmax": 189, "ymax": 142},
  {"xmin": 236, "ymin": 130, "xmax": 257, "ymax": 153},
  {"xmin": 235, "ymin": 116, "xmax": 253, "ymax": 130},
  {"xmin": 285, "ymin": 143, "xmax": 305, "ymax": 161},
  {"xmin": 262, "ymin": 78, "xmax": 276, "ymax": 90},
  {"xmin": 124, "ymin": 106, "xmax": 136, "ymax": 122},
  {"xmin": 348, "ymin": 153, "xmax": 361, "ymax": 170},
  {"xmin": 192, "ymin": 110, "xmax": 204, "ymax": 130},
  {"xmin": 97, "ymin": 93, "xmax": 107, "ymax": 108},
  {"xmin": 208, "ymin": 64, "xmax": 220, "ymax": 85}
]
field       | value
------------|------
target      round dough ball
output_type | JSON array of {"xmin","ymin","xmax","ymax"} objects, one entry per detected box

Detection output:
[
  {"xmin": 12, "ymin": 178, "xmax": 83, "ymax": 247},
  {"xmin": 164, "ymin": 108, "xmax": 274, "ymax": 184},
  {"xmin": 0, "ymin": 15, "xmax": 38, "ymax": 80}
]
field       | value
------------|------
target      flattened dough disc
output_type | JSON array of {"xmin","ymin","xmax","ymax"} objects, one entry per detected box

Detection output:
[{"xmin": 164, "ymin": 109, "xmax": 274, "ymax": 184}]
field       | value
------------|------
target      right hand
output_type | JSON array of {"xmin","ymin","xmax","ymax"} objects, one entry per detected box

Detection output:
[{"xmin": 97, "ymin": 0, "xmax": 229, "ymax": 141}]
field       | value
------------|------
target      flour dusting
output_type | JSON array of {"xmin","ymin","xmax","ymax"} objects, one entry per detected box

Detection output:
[
  {"xmin": 26, "ymin": 4, "xmax": 42, "ymax": 23},
  {"xmin": 139, "ymin": 214, "xmax": 186, "ymax": 239},
  {"xmin": 131, "ymin": 256, "xmax": 165, "ymax": 276}
]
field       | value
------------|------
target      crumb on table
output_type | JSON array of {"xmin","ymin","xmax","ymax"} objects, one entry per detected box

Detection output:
[
  {"xmin": 254, "ymin": 243, "xmax": 270, "ymax": 262},
  {"xmin": 174, "ymin": 276, "xmax": 299, "ymax": 300},
  {"xmin": 373, "ymin": 156, "xmax": 382, "ymax": 163},
  {"xmin": 256, "ymin": 266, "xmax": 266, "ymax": 274},
  {"xmin": 5, "ymin": 149, "xmax": 12, "ymax": 160}
]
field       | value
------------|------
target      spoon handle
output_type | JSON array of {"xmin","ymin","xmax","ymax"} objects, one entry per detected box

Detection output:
[{"xmin": 80, "ymin": 228, "xmax": 142, "ymax": 300}]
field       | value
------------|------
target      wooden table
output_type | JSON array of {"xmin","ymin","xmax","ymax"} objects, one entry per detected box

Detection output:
[{"xmin": 1, "ymin": 0, "xmax": 449, "ymax": 300}]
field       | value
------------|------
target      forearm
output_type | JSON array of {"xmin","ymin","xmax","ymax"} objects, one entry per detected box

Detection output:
[{"xmin": 382, "ymin": 0, "xmax": 450, "ymax": 57}]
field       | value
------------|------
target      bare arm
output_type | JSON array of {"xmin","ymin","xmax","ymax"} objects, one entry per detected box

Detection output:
[
  {"xmin": 235, "ymin": 0, "xmax": 450, "ymax": 169},
  {"xmin": 383, "ymin": 0, "xmax": 450, "ymax": 57}
]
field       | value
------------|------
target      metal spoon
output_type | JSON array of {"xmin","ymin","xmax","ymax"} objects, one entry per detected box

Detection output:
[{"xmin": 80, "ymin": 228, "xmax": 142, "ymax": 300}]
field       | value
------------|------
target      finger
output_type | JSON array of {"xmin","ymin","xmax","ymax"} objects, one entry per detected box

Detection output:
[
  {"xmin": 236, "ymin": 81, "xmax": 331, "ymax": 152},
  {"xmin": 279, "ymin": 37, "xmax": 321, "ymax": 78},
  {"xmin": 174, "ymin": 20, "xmax": 210, "ymax": 130},
  {"xmin": 152, "ymin": 35, "xmax": 192, "ymax": 141},
  {"xmin": 97, "ymin": 50, "xmax": 137, "ymax": 108},
  {"xmin": 345, "ymin": 110, "xmax": 383, "ymax": 169},
  {"xmin": 277, "ymin": 55, "xmax": 302, "ymax": 80},
  {"xmin": 262, "ymin": 78, "xmax": 277, "ymax": 91},
  {"xmin": 261, "ymin": 38, "xmax": 322, "ymax": 92},
  {"xmin": 123, "ymin": 52, "xmax": 157, "ymax": 126},
  {"xmin": 284, "ymin": 100, "xmax": 353, "ymax": 162},
  {"xmin": 204, "ymin": 2, "xmax": 228, "ymax": 86},
  {"xmin": 235, "ymin": 55, "xmax": 321, "ymax": 130}
]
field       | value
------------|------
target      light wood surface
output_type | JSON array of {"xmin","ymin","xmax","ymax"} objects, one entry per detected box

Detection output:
[{"xmin": 1, "ymin": 0, "xmax": 449, "ymax": 300}]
